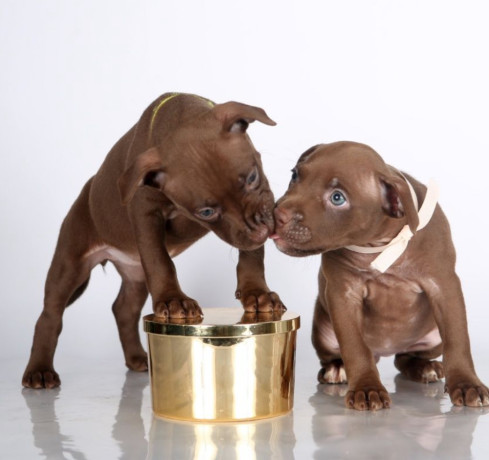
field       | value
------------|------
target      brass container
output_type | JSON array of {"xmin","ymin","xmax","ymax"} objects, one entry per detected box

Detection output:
[{"xmin": 143, "ymin": 308, "xmax": 300, "ymax": 422}]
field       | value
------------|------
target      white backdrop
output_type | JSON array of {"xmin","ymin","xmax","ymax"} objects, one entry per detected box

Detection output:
[{"xmin": 1, "ymin": 1, "xmax": 488, "ymax": 367}]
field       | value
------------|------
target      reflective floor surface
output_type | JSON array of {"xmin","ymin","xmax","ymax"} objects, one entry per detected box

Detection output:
[{"xmin": 3, "ymin": 334, "xmax": 489, "ymax": 459}]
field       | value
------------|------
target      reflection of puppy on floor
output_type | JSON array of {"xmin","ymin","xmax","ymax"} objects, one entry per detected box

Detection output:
[
  {"xmin": 273, "ymin": 141, "xmax": 489, "ymax": 410},
  {"xmin": 112, "ymin": 371, "xmax": 149, "ymax": 460},
  {"xmin": 22, "ymin": 388, "xmax": 87, "ymax": 459},
  {"xmin": 310, "ymin": 374, "xmax": 488, "ymax": 459}
]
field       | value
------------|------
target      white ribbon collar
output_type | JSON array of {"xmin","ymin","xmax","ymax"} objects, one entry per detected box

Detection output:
[{"xmin": 345, "ymin": 177, "xmax": 439, "ymax": 273}]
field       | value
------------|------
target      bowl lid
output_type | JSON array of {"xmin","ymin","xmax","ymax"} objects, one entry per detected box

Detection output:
[{"xmin": 143, "ymin": 307, "xmax": 300, "ymax": 338}]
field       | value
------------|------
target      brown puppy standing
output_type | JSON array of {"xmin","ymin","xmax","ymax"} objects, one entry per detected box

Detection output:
[
  {"xmin": 23, "ymin": 92, "xmax": 284, "ymax": 389},
  {"xmin": 272, "ymin": 141, "xmax": 488, "ymax": 410}
]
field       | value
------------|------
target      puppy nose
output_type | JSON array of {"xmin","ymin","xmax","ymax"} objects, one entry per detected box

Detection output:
[{"xmin": 274, "ymin": 207, "xmax": 292, "ymax": 227}]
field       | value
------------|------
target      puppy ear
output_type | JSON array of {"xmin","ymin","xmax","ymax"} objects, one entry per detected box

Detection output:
[
  {"xmin": 118, "ymin": 147, "xmax": 165, "ymax": 205},
  {"xmin": 380, "ymin": 173, "xmax": 419, "ymax": 233},
  {"xmin": 213, "ymin": 101, "xmax": 276, "ymax": 133}
]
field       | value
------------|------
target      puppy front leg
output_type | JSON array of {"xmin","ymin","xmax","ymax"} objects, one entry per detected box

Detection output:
[
  {"xmin": 235, "ymin": 246, "xmax": 285, "ymax": 312},
  {"xmin": 128, "ymin": 187, "xmax": 202, "ymax": 318},
  {"xmin": 326, "ymin": 289, "xmax": 391, "ymax": 411},
  {"xmin": 423, "ymin": 274, "xmax": 489, "ymax": 407}
]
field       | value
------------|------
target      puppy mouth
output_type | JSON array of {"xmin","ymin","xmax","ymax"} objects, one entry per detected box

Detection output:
[
  {"xmin": 248, "ymin": 224, "xmax": 271, "ymax": 244},
  {"xmin": 270, "ymin": 233, "xmax": 323, "ymax": 257}
]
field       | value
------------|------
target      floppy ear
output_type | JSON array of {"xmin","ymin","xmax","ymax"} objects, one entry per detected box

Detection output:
[
  {"xmin": 380, "ymin": 172, "xmax": 419, "ymax": 233},
  {"xmin": 212, "ymin": 101, "xmax": 276, "ymax": 133},
  {"xmin": 118, "ymin": 147, "xmax": 165, "ymax": 205}
]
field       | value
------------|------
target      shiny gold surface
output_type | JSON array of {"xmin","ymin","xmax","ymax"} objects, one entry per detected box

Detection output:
[
  {"xmin": 144, "ymin": 308, "xmax": 300, "ymax": 422},
  {"xmin": 143, "ymin": 308, "xmax": 300, "ymax": 337}
]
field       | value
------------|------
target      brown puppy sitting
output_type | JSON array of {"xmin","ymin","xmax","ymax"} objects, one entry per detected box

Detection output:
[
  {"xmin": 23, "ymin": 92, "xmax": 284, "ymax": 389},
  {"xmin": 272, "ymin": 141, "xmax": 488, "ymax": 410}
]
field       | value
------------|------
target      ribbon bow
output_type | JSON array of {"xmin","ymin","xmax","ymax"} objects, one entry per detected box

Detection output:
[{"xmin": 346, "ymin": 178, "xmax": 439, "ymax": 273}]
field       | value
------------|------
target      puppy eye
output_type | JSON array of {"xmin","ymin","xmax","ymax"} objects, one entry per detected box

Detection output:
[
  {"xmin": 196, "ymin": 207, "xmax": 218, "ymax": 221},
  {"xmin": 290, "ymin": 168, "xmax": 298, "ymax": 183},
  {"xmin": 330, "ymin": 190, "xmax": 347, "ymax": 206},
  {"xmin": 246, "ymin": 167, "xmax": 260, "ymax": 188}
]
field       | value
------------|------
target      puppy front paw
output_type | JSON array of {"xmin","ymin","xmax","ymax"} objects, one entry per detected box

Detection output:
[
  {"xmin": 345, "ymin": 384, "xmax": 391, "ymax": 411},
  {"xmin": 154, "ymin": 296, "xmax": 203, "ymax": 319},
  {"xmin": 236, "ymin": 289, "xmax": 286, "ymax": 313},
  {"xmin": 446, "ymin": 380, "xmax": 489, "ymax": 407}
]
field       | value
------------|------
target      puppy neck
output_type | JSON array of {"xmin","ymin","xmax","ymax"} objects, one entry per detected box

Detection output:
[{"xmin": 346, "ymin": 177, "xmax": 439, "ymax": 273}]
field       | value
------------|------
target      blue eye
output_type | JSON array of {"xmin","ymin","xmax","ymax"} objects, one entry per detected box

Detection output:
[
  {"xmin": 330, "ymin": 191, "xmax": 346, "ymax": 206},
  {"xmin": 290, "ymin": 169, "xmax": 298, "ymax": 183},
  {"xmin": 198, "ymin": 207, "xmax": 216, "ymax": 220},
  {"xmin": 246, "ymin": 167, "xmax": 259, "ymax": 187}
]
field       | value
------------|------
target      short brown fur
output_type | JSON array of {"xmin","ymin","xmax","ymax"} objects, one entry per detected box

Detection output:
[
  {"xmin": 23, "ymin": 93, "xmax": 284, "ymax": 389},
  {"xmin": 273, "ymin": 141, "xmax": 488, "ymax": 410}
]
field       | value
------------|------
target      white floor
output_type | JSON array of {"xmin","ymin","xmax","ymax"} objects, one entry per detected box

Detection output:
[{"xmin": 2, "ymin": 313, "xmax": 489, "ymax": 460}]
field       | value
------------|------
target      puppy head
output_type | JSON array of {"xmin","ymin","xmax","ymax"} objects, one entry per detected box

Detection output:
[
  {"xmin": 118, "ymin": 96, "xmax": 277, "ymax": 251},
  {"xmin": 272, "ymin": 142, "xmax": 419, "ymax": 257}
]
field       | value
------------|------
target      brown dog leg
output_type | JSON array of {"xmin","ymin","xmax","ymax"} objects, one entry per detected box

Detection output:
[
  {"xmin": 422, "ymin": 275, "xmax": 489, "ymax": 406},
  {"xmin": 22, "ymin": 247, "xmax": 93, "ymax": 388},
  {"xmin": 22, "ymin": 263, "xmax": 91, "ymax": 388},
  {"xmin": 318, "ymin": 291, "xmax": 390, "ymax": 410},
  {"xmin": 128, "ymin": 187, "xmax": 202, "ymax": 318},
  {"xmin": 23, "ymin": 181, "xmax": 97, "ymax": 388},
  {"xmin": 394, "ymin": 346, "xmax": 444, "ymax": 383},
  {"xmin": 235, "ymin": 246, "xmax": 285, "ymax": 312},
  {"xmin": 312, "ymin": 298, "xmax": 347, "ymax": 384},
  {"xmin": 111, "ymin": 277, "xmax": 149, "ymax": 371}
]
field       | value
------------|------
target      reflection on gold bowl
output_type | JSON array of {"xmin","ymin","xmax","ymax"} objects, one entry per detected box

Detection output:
[{"xmin": 143, "ymin": 308, "xmax": 300, "ymax": 422}]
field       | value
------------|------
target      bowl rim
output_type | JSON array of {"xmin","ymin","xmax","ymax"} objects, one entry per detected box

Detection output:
[{"xmin": 143, "ymin": 307, "xmax": 300, "ymax": 338}]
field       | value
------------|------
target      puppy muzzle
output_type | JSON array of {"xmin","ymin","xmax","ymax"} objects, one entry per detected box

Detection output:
[{"xmin": 273, "ymin": 207, "xmax": 312, "ymax": 244}]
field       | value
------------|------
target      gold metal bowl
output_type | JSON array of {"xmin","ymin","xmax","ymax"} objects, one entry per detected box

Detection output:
[{"xmin": 143, "ymin": 308, "xmax": 300, "ymax": 422}]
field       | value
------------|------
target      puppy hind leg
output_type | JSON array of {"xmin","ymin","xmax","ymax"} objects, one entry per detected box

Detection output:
[
  {"xmin": 23, "ymin": 179, "xmax": 99, "ymax": 388},
  {"xmin": 111, "ymin": 278, "xmax": 149, "ymax": 372},
  {"xmin": 22, "ymin": 256, "xmax": 93, "ymax": 389},
  {"xmin": 394, "ymin": 345, "xmax": 444, "ymax": 383}
]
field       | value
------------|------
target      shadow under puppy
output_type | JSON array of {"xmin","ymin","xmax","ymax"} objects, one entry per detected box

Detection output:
[
  {"xmin": 23, "ymin": 92, "xmax": 284, "ymax": 389},
  {"xmin": 272, "ymin": 141, "xmax": 488, "ymax": 410}
]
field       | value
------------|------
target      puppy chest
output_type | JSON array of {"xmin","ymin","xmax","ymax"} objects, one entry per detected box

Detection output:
[
  {"xmin": 361, "ymin": 278, "xmax": 437, "ymax": 354},
  {"xmin": 363, "ymin": 276, "xmax": 425, "ymax": 313}
]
